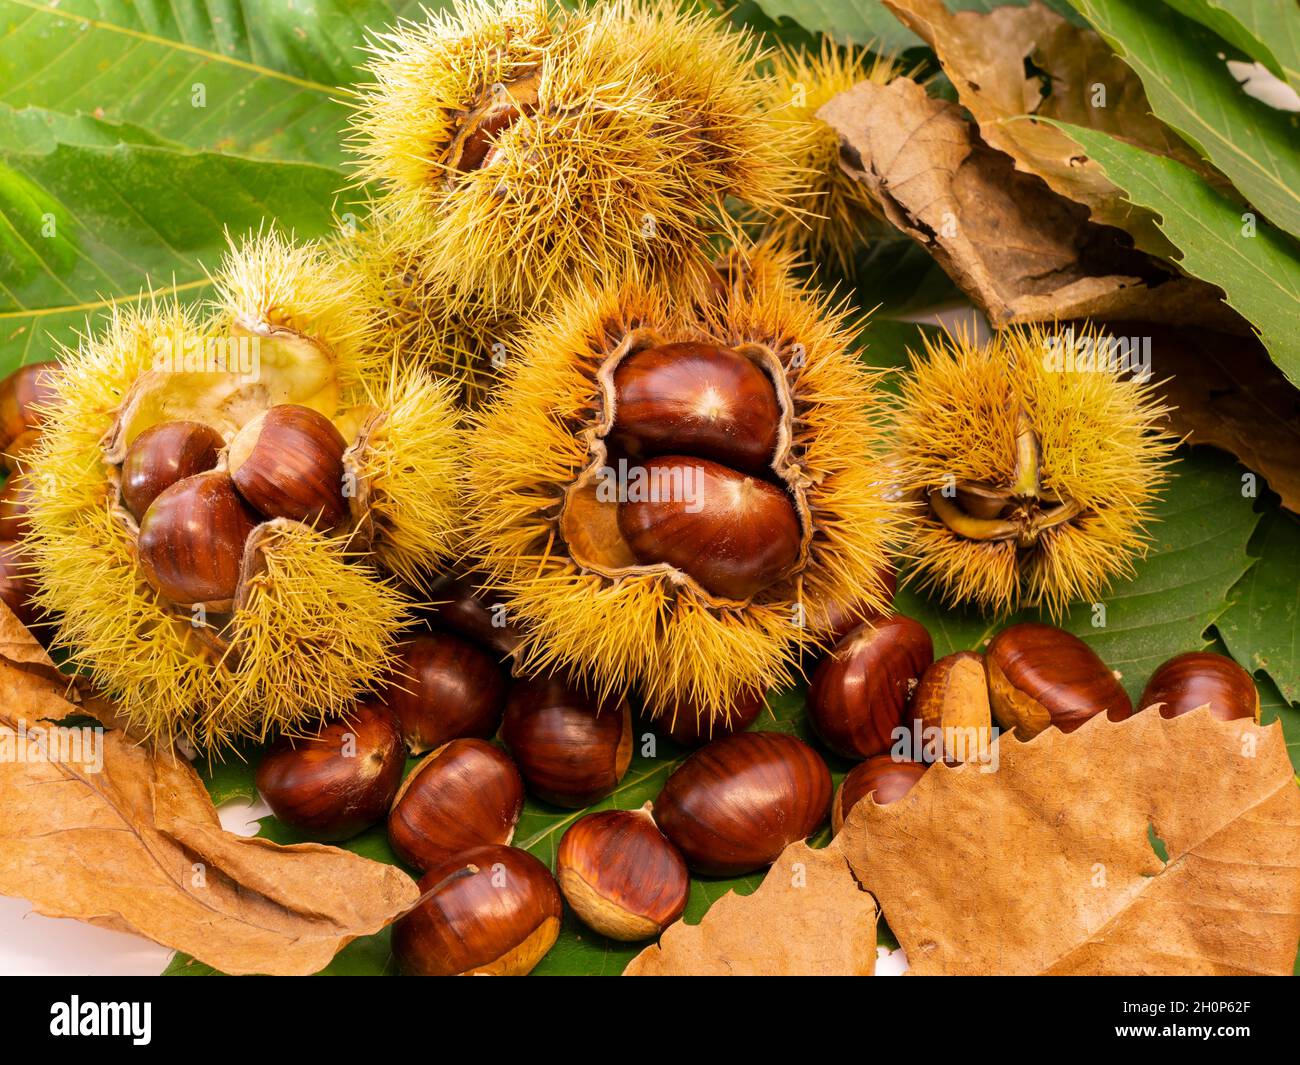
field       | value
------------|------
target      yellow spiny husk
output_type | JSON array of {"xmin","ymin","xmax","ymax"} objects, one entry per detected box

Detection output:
[
  {"xmin": 465, "ymin": 252, "xmax": 902, "ymax": 725},
  {"xmin": 893, "ymin": 325, "xmax": 1178, "ymax": 618},
  {"xmin": 348, "ymin": 0, "xmax": 802, "ymax": 315},
  {"xmin": 760, "ymin": 41, "xmax": 901, "ymax": 272}
]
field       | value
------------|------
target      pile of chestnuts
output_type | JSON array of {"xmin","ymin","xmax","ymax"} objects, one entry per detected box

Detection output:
[{"xmin": 0, "ymin": 362, "xmax": 57, "ymax": 631}]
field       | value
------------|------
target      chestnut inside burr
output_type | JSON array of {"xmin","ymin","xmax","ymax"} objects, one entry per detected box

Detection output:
[{"xmin": 446, "ymin": 73, "xmax": 540, "ymax": 174}]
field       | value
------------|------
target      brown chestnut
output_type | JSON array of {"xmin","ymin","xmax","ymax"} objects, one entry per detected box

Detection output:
[
  {"xmin": 609, "ymin": 342, "xmax": 781, "ymax": 473},
  {"xmin": 832, "ymin": 756, "xmax": 926, "ymax": 832},
  {"xmin": 618, "ymin": 455, "xmax": 801, "ymax": 601},
  {"xmin": 500, "ymin": 677, "xmax": 632, "ymax": 808},
  {"xmin": 136, "ymin": 471, "xmax": 260, "ymax": 605},
  {"xmin": 658, "ymin": 687, "xmax": 765, "ymax": 747},
  {"xmin": 255, "ymin": 703, "xmax": 406, "ymax": 842},
  {"xmin": 817, "ymin": 562, "xmax": 899, "ymax": 645},
  {"xmin": 379, "ymin": 632, "xmax": 510, "ymax": 754},
  {"xmin": 227, "ymin": 404, "xmax": 347, "ymax": 527},
  {"xmin": 1139, "ymin": 651, "xmax": 1259, "ymax": 723},
  {"xmin": 556, "ymin": 804, "xmax": 689, "ymax": 941},
  {"xmin": 120, "ymin": 420, "xmax": 223, "ymax": 521},
  {"xmin": 808, "ymin": 614, "xmax": 934, "ymax": 760},
  {"xmin": 425, "ymin": 573, "xmax": 521, "ymax": 658},
  {"xmin": 912, "ymin": 651, "xmax": 993, "ymax": 763},
  {"xmin": 0, "ymin": 541, "xmax": 39, "ymax": 629},
  {"xmin": 0, "ymin": 473, "xmax": 35, "ymax": 541},
  {"xmin": 0, "ymin": 362, "xmax": 57, "ymax": 472},
  {"xmin": 654, "ymin": 731, "xmax": 831, "ymax": 876},
  {"xmin": 986, "ymin": 622, "xmax": 1131, "ymax": 739},
  {"xmin": 393, "ymin": 844, "xmax": 562, "ymax": 976},
  {"xmin": 388, "ymin": 738, "xmax": 525, "ymax": 871}
]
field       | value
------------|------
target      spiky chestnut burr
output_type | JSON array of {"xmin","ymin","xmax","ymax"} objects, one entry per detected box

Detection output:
[
  {"xmin": 893, "ymin": 326, "xmax": 1177, "ymax": 617},
  {"xmin": 393, "ymin": 844, "xmax": 562, "ymax": 976},
  {"xmin": 0, "ymin": 541, "xmax": 38, "ymax": 629},
  {"xmin": 831, "ymin": 756, "xmax": 926, "ymax": 833},
  {"xmin": 227, "ymin": 405, "xmax": 348, "ymax": 528},
  {"xmin": 658, "ymin": 687, "xmax": 765, "ymax": 748},
  {"xmin": 0, "ymin": 362, "xmax": 58, "ymax": 473},
  {"xmin": 557, "ymin": 804, "xmax": 689, "ymax": 941},
  {"xmin": 0, "ymin": 473, "xmax": 36, "ymax": 541},
  {"xmin": 120, "ymin": 421, "xmax": 223, "ymax": 522},
  {"xmin": 1139, "ymin": 652, "xmax": 1259, "ymax": 722},
  {"xmin": 654, "ymin": 731, "xmax": 831, "ymax": 876}
]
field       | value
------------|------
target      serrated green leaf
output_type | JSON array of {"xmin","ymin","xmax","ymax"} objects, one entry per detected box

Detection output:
[
  {"xmin": 1044, "ymin": 120, "xmax": 1300, "ymax": 388},
  {"xmin": 1163, "ymin": 0, "xmax": 1300, "ymax": 91},
  {"xmin": 1067, "ymin": 0, "xmax": 1300, "ymax": 241}
]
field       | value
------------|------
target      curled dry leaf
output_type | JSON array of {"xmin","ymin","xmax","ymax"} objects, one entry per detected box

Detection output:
[
  {"xmin": 837, "ymin": 709, "xmax": 1300, "ymax": 975},
  {"xmin": 0, "ymin": 606, "xmax": 418, "ymax": 976},
  {"xmin": 623, "ymin": 841, "xmax": 877, "ymax": 976},
  {"xmin": 884, "ymin": 0, "xmax": 1216, "ymax": 258},
  {"xmin": 816, "ymin": 77, "xmax": 1241, "ymax": 331}
]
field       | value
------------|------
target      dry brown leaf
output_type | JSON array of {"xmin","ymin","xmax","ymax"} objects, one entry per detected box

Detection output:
[
  {"xmin": 885, "ymin": 0, "xmax": 1214, "ymax": 257},
  {"xmin": 817, "ymin": 77, "xmax": 1242, "ymax": 331},
  {"xmin": 624, "ymin": 841, "xmax": 877, "ymax": 976},
  {"xmin": 838, "ymin": 709, "xmax": 1300, "ymax": 975},
  {"xmin": 0, "ymin": 608, "xmax": 418, "ymax": 976}
]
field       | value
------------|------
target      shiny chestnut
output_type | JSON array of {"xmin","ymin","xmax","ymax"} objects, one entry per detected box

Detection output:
[
  {"xmin": 912, "ymin": 651, "xmax": 993, "ymax": 763},
  {"xmin": 832, "ymin": 756, "xmax": 926, "ymax": 832},
  {"xmin": 1139, "ymin": 651, "xmax": 1259, "ymax": 722},
  {"xmin": 255, "ymin": 703, "xmax": 406, "ymax": 842},
  {"xmin": 609, "ymin": 342, "xmax": 781, "ymax": 474},
  {"xmin": 0, "ymin": 362, "xmax": 58, "ymax": 472},
  {"xmin": 653, "ymin": 731, "xmax": 831, "ymax": 876},
  {"xmin": 136, "ymin": 471, "xmax": 259, "ymax": 605},
  {"xmin": 227, "ymin": 404, "xmax": 348, "ymax": 527},
  {"xmin": 393, "ymin": 844, "xmax": 562, "ymax": 976},
  {"xmin": 618, "ymin": 455, "xmax": 801, "ymax": 601},
  {"xmin": 986, "ymin": 622, "xmax": 1131, "ymax": 739},
  {"xmin": 659, "ymin": 687, "xmax": 765, "ymax": 748},
  {"xmin": 556, "ymin": 804, "xmax": 689, "ymax": 941},
  {"xmin": 379, "ymin": 632, "xmax": 510, "ymax": 754},
  {"xmin": 0, "ymin": 541, "xmax": 38, "ymax": 628},
  {"xmin": 388, "ymin": 739, "xmax": 525, "ymax": 871},
  {"xmin": 808, "ymin": 614, "xmax": 934, "ymax": 759},
  {"xmin": 818, "ymin": 561, "xmax": 900, "ymax": 645},
  {"xmin": 426, "ymin": 573, "xmax": 521, "ymax": 658},
  {"xmin": 120, "ymin": 420, "xmax": 223, "ymax": 521},
  {"xmin": 500, "ymin": 677, "xmax": 632, "ymax": 808},
  {"xmin": 0, "ymin": 473, "xmax": 35, "ymax": 541}
]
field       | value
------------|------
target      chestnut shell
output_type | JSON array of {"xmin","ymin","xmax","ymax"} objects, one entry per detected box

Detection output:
[
  {"xmin": 653, "ymin": 731, "xmax": 832, "ymax": 876},
  {"xmin": 228, "ymin": 404, "xmax": 348, "ymax": 527},
  {"xmin": 832, "ymin": 756, "xmax": 926, "ymax": 833},
  {"xmin": 1139, "ymin": 651, "xmax": 1259, "ymax": 722},
  {"xmin": 659, "ymin": 687, "xmax": 765, "ymax": 748},
  {"xmin": 120, "ymin": 420, "xmax": 223, "ymax": 521}
]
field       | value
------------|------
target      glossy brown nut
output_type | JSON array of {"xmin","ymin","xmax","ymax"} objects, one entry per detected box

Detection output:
[
  {"xmin": 986, "ymin": 622, "xmax": 1132, "ymax": 739},
  {"xmin": 136, "ymin": 471, "xmax": 259, "ymax": 605},
  {"xmin": 500, "ymin": 677, "xmax": 633, "ymax": 808},
  {"xmin": 609, "ymin": 342, "xmax": 781, "ymax": 473},
  {"xmin": 227, "ymin": 405, "xmax": 348, "ymax": 527},
  {"xmin": 379, "ymin": 632, "xmax": 510, "ymax": 754},
  {"xmin": 808, "ymin": 615, "xmax": 934, "ymax": 760},
  {"xmin": 556, "ymin": 805, "xmax": 689, "ymax": 941},
  {"xmin": 0, "ymin": 362, "xmax": 58, "ymax": 472},
  {"xmin": 832, "ymin": 756, "xmax": 926, "ymax": 833},
  {"xmin": 0, "ymin": 541, "xmax": 39, "ymax": 628},
  {"xmin": 255, "ymin": 703, "xmax": 406, "ymax": 842},
  {"xmin": 1139, "ymin": 651, "xmax": 1259, "ymax": 723},
  {"xmin": 425, "ymin": 573, "xmax": 521, "ymax": 658},
  {"xmin": 120, "ymin": 420, "xmax": 223, "ymax": 521},
  {"xmin": 393, "ymin": 844, "xmax": 562, "ymax": 976},
  {"xmin": 659, "ymin": 687, "xmax": 765, "ymax": 747},
  {"xmin": 819, "ymin": 562, "xmax": 899, "ymax": 646},
  {"xmin": 388, "ymin": 739, "xmax": 525, "ymax": 871},
  {"xmin": 618, "ymin": 455, "xmax": 801, "ymax": 601},
  {"xmin": 654, "ymin": 731, "xmax": 832, "ymax": 876},
  {"xmin": 0, "ymin": 473, "xmax": 35, "ymax": 541},
  {"xmin": 912, "ymin": 651, "xmax": 993, "ymax": 763}
]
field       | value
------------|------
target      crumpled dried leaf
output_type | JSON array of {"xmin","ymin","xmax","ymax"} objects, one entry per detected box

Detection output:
[
  {"xmin": 838, "ymin": 709, "xmax": 1300, "ymax": 975},
  {"xmin": 0, "ymin": 607, "xmax": 418, "ymax": 976},
  {"xmin": 884, "ymin": 0, "xmax": 1214, "ymax": 258},
  {"xmin": 817, "ymin": 77, "xmax": 1241, "ymax": 331},
  {"xmin": 624, "ymin": 842, "xmax": 877, "ymax": 976}
]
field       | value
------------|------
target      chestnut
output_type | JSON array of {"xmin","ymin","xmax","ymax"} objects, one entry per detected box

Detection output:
[
  {"xmin": 618, "ymin": 455, "xmax": 801, "ymax": 601},
  {"xmin": 388, "ymin": 738, "xmax": 525, "ymax": 871},
  {"xmin": 609, "ymin": 342, "xmax": 781, "ymax": 473},
  {"xmin": 556, "ymin": 804, "xmax": 689, "ymax": 941},
  {"xmin": 1139, "ymin": 651, "xmax": 1260, "ymax": 723},
  {"xmin": 379, "ymin": 632, "xmax": 510, "ymax": 754},
  {"xmin": 817, "ymin": 560, "xmax": 899, "ymax": 645},
  {"xmin": 136, "ymin": 471, "xmax": 260, "ymax": 605},
  {"xmin": 120, "ymin": 420, "xmax": 223, "ymax": 521},
  {"xmin": 986, "ymin": 622, "xmax": 1131, "ymax": 739},
  {"xmin": 393, "ymin": 844, "xmax": 562, "ymax": 976},
  {"xmin": 227, "ymin": 404, "xmax": 348, "ymax": 527},
  {"xmin": 500, "ymin": 677, "xmax": 633, "ymax": 808},
  {"xmin": 832, "ymin": 756, "xmax": 926, "ymax": 832},
  {"xmin": 912, "ymin": 651, "xmax": 993, "ymax": 763},
  {"xmin": 0, "ymin": 473, "xmax": 35, "ymax": 541},
  {"xmin": 0, "ymin": 541, "xmax": 39, "ymax": 629},
  {"xmin": 807, "ymin": 614, "xmax": 934, "ymax": 760},
  {"xmin": 255, "ymin": 702, "xmax": 406, "ymax": 842},
  {"xmin": 659, "ymin": 687, "xmax": 765, "ymax": 748},
  {"xmin": 425, "ymin": 573, "xmax": 521, "ymax": 658},
  {"xmin": 0, "ymin": 362, "xmax": 57, "ymax": 472},
  {"xmin": 653, "ymin": 731, "xmax": 831, "ymax": 876}
]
